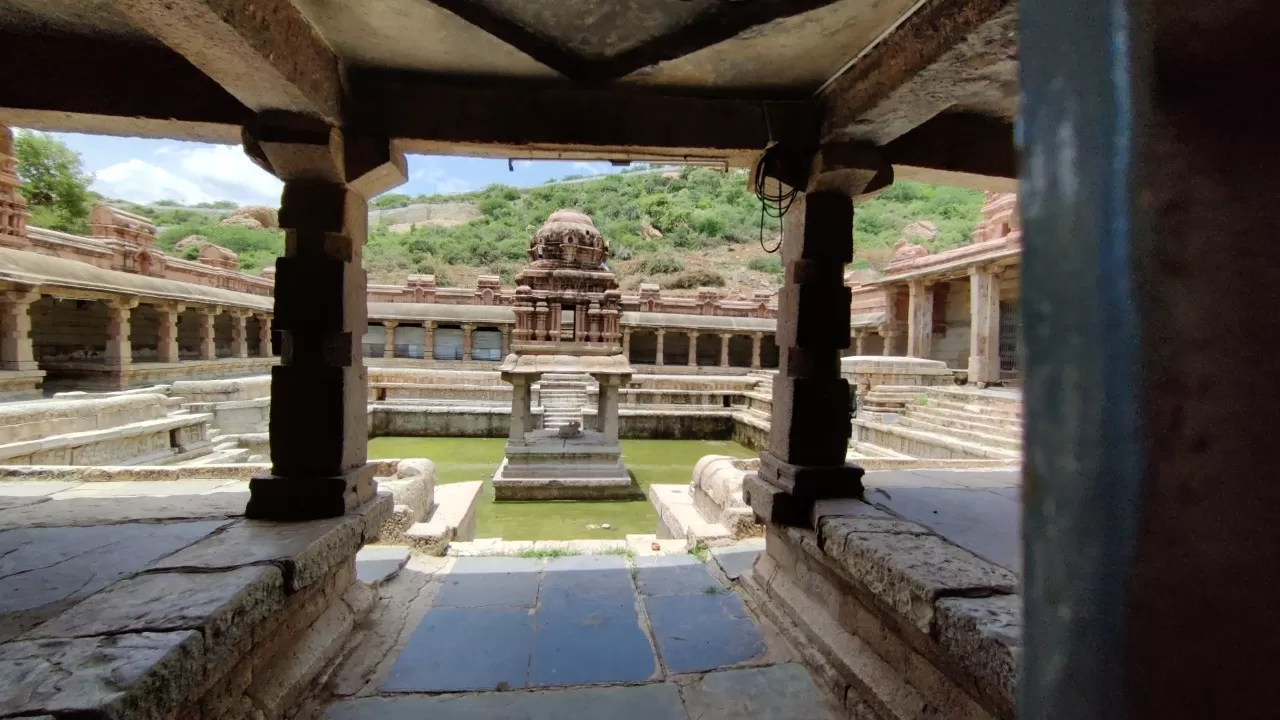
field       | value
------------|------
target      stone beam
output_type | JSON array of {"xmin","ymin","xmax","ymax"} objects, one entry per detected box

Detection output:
[
  {"xmin": 347, "ymin": 70, "xmax": 816, "ymax": 166},
  {"xmin": 0, "ymin": 32, "xmax": 247, "ymax": 143},
  {"xmin": 820, "ymin": 0, "xmax": 1016, "ymax": 146},
  {"xmin": 114, "ymin": 0, "xmax": 342, "ymax": 123},
  {"xmin": 885, "ymin": 113, "xmax": 1016, "ymax": 192}
]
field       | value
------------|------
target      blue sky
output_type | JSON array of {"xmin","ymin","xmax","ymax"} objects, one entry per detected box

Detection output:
[{"xmin": 43, "ymin": 131, "xmax": 621, "ymax": 206}]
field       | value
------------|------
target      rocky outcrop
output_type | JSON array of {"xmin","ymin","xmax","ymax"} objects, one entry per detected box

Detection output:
[{"xmin": 219, "ymin": 205, "xmax": 278, "ymax": 230}]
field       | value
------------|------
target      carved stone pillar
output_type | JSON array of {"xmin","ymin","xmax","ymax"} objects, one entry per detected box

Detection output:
[
  {"xmin": 423, "ymin": 321, "xmax": 435, "ymax": 359},
  {"xmin": 461, "ymin": 323, "xmax": 474, "ymax": 361},
  {"xmin": 622, "ymin": 327, "xmax": 632, "ymax": 358},
  {"xmin": 688, "ymin": 330, "xmax": 699, "ymax": 367},
  {"xmin": 879, "ymin": 325, "xmax": 901, "ymax": 356},
  {"xmin": 230, "ymin": 309, "xmax": 250, "ymax": 359},
  {"xmin": 745, "ymin": 191, "xmax": 863, "ymax": 527},
  {"xmin": 244, "ymin": 122, "xmax": 406, "ymax": 521},
  {"xmin": 509, "ymin": 375, "xmax": 530, "ymax": 441},
  {"xmin": 655, "ymin": 329, "xmax": 665, "ymax": 366},
  {"xmin": 907, "ymin": 279, "xmax": 933, "ymax": 358},
  {"xmin": 719, "ymin": 332, "xmax": 731, "ymax": 368},
  {"xmin": 382, "ymin": 320, "xmax": 398, "ymax": 359},
  {"xmin": 198, "ymin": 306, "xmax": 220, "ymax": 360},
  {"xmin": 257, "ymin": 313, "xmax": 273, "ymax": 357},
  {"xmin": 596, "ymin": 376, "xmax": 620, "ymax": 443},
  {"xmin": 500, "ymin": 325, "xmax": 511, "ymax": 356},
  {"xmin": 968, "ymin": 265, "xmax": 1001, "ymax": 385},
  {"xmin": 0, "ymin": 288, "xmax": 39, "ymax": 371},
  {"xmin": 853, "ymin": 328, "xmax": 867, "ymax": 356},
  {"xmin": 155, "ymin": 302, "xmax": 183, "ymax": 363},
  {"xmin": 751, "ymin": 332, "xmax": 762, "ymax": 370},
  {"xmin": 105, "ymin": 297, "xmax": 139, "ymax": 367}
]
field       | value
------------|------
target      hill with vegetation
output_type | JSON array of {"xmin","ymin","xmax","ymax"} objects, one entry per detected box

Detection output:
[{"xmin": 13, "ymin": 132, "xmax": 986, "ymax": 294}]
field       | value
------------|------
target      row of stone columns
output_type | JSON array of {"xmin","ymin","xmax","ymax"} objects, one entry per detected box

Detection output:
[
  {"xmin": 0, "ymin": 289, "xmax": 272, "ymax": 369},
  {"xmin": 374, "ymin": 320, "xmax": 513, "ymax": 360},
  {"xmin": 626, "ymin": 327, "xmax": 765, "ymax": 369},
  {"xmin": 893, "ymin": 265, "xmax": 1002, "ymax": 384}
]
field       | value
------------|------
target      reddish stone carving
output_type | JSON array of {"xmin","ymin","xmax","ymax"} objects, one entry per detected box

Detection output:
[{"xmin": 512, "ymin": 211, "xmax": 622, "ymax": 346}]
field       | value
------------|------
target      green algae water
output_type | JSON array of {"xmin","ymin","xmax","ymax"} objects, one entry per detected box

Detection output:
[{"xmin": 367, "ymin": 437, "xmax": 757, "ymax": 540}]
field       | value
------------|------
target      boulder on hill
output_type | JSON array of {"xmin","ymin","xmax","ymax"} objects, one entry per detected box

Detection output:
[
  {"xmin": 219, "ymin": 215, "xmax": 265, "ymax": 229},
  {"xmin": 173, "ymin": 235, "xmax": 209, "ymax": 253},
  {"xmin": 901, "ymin": 220, "xmax": 938, "ymax": 240},
  {"xmin": 218, "ymin": 205, "xmax": 278, "ymax": 230}
]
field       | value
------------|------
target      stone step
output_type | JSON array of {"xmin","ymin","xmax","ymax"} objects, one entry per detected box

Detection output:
[
  {"xmin": 180, "ymin": 446, "xmax": 251, "ymax": 465},
  {"xmin": 926, "ymin": 396, "xmax": 1022, "ymax": 420},
  {"xmin": 905, "ymin": 406, "xmax": 1021, "ymax": 439},
  {"xmin": 847, "ymin": 441, "xmax": 915, "ymax": 459},
  {"xmin": 853, "ymin": 418, "xmax": 1021, "ymax": 461},
  {"xmin": 404, "ymin": 481, "xmax": 484, "ymax": 555},
  {"xmin": 895, "ymin": 416, "xmax": 1021, "ymax": 451},
  {"xmin": 912, "ymin": 403, "xmax": 1023, "ymax": 430}
]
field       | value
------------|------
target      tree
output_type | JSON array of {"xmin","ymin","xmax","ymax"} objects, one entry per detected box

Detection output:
[{"xmin": 13, "ymin": 131, "xmax": 93, "ymax": 233}]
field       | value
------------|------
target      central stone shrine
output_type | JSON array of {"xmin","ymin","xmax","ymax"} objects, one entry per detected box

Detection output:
[{"xmin": 493, "ymin": 210, "xmax": 636, "ymax": 500}]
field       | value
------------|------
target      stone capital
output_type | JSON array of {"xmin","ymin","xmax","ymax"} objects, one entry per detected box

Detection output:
[
  {"xmin": 1, "ymin": 285, "xmax": 40, "ymax": 305},
  {"xmin": 152, "ymin": 300, "xmax": 186, "ymax": 314},
  {"xmin": 198, "ymin": 304, "xmax": 224, "ymax": 317},
  {"xmin": 382, "ymin": 320, "xmax": 399, "ymax": 328},
  {"xmin": 105, "ymin": 295, "xmax": 140, "ymax": 311},
  {"xmin": 228, "ymin": 307, "xmax": 253, "ymax": 319}
]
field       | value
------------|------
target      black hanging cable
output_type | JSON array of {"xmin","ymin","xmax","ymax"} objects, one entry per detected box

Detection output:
[{"xmin": 754, "ymin": 144, "xmax": 798, "ymax": 254}]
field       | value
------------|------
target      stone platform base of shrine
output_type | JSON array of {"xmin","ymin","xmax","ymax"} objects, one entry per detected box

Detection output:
[{"xmin": 492, "ymin": 430, "xmax": 637, "ymax": 500}]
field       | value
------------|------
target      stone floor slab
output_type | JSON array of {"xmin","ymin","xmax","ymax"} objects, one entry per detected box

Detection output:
[
  {"xmin": 0, "ymin": 481, "xmax": 81, "ymax": 509},
  {"xmin": 538, "ymin": 555, "xmax": 633, "ymax": 606},
  {"xmin": 329, "ymin": 683, "xmax": 687, "ymax": 720},
  {"xmin": 644, "ymin": 592, "xmax": 766, "ymax": 674},
  {"xmin": 635, "ymin": 555, "xmax": 722, "ymax": 596},
  {"xmin": 680, "ymin": 663, "xmax": 843, "ymax": 720},
  {"xmin": 0, "ymin": 520, "xmax": 230, "ymax": 642},
  {"xmin": 710, "ymin": 540, "xmax": 765, "ymax": 580},
  {"xmin": 356, "ymin": 545, "xmax": 411, "ymax": 586},
  {"xmin": 862, "ymin": 477, "xmax": 1020, "ymax": 572},
  {"xmin": 530, "ymin": 599, "xmax": 656, "ymax": 687},
  {"xmin": 381, "ymin": 606, "xmax": 535, "ymax": 693},
  {"xmin": 0, "ymin": 491, "xmax": 250, "ymax": 529},
  {"xmin": 433, "ymin": 556, "xmax": 541, "ymax": 608}
]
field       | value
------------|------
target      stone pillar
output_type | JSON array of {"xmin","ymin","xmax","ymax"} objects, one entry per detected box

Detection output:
[
  {"xmin": 879, "ymin": 325, "xmax": 900, "ymax": 356},
  {"xmin": 104, "ymin": 297, "xmax": 138, "ymax": 367},
  {"xmin": 382, "ymin": 320, "xmax": 398, "ymax": 359},
  {"xmin": 719, "ymin": 332, "xmax": 731, "ymax": 368},
  {"xmin": 230, "ymin": 310, "xmax": 250, "ymax": 359},
  {"xmin": 245, "ymin": 123, "xmax": 406, "ymax": 521},
  {"xmin": 509, "ymin": 376, "xmax": 529, "ymax": 441},
  {"xmin": 655, "ymin": 329, "xmax": 665, "ymax": 366},
  {"xmin": 256, "ymin": 314, "xmax": 273, "ymax": 357},
  {"xmin": 907, "ymin": 279, "xmax": 933, "ymax": 358},
  {"xmin": 853, "ymin": 328, "xmax": 867, "ymax": 356},
  {"xmin": 198, "ymin": 306, "xmax": 220, "ymax": 360},
  {"xmin": 156, "ymin": 302, "xmax": 183, "ymax": 363},
  {"xmin": 745, "ymin": 191, "xmax": 863, "ymax": 527},
  {"xmin": 622, "ymin": 327, "xmax": 632, "ymax": 358},
  {"xmin": 461, "ymin": 323, "xmax": 474, "ymax": 361},
  {"xmin": 0, "ymin": 288, "xmax": 39, "ymax": 371},
  {"xmin": 751, "ymin": 332, "xmax": 762, "ymax": 370},
  {"xmin": 968, "ymin": 266, "xmax": 1001, "ymax": 385},
  {"xmin": 687, "ymin": 330, "xmax": 699, "ymax": 367},
  {"xmin": 597, "ymin": 378, "xmax": 620, "ymax": 443},
  {"xmin": 500, "ymin": 325, "xmax": 511, "ymax": 356},
  {"xmin": 423, "ymin": 321, "xmax": 435, "ymax": 359}
]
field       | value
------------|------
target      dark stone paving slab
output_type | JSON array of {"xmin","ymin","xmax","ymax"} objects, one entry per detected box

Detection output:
[
  {"xmin": 329, "ymin": 683, "xmax": 687, "ymax": 720},
  {"xmin": 709, "ymin": 540, "xmax": 764, "ymax": 580},
  {"xmin": 381, "ymin": 607, "xmax": 535, "ymax": 693},
  {"xmin": 680, "ymin": 663, "xmax": 843, "ymax": 720},
  {"xmin": 355, "ymin": 546, "xmax": 411, "ymax": 586},
  {"xmin": 433, "ymin": 556, "xmax": 541, "ymax": 608},
  {"xmin": 634, "ymin": 554, "xmax": 721, "ymax": 596},
  {"xmin": 645, "ymin": 591, "xmax": 766, "ymax": 673},
  {"xmin": 531, "ymin": 600, "xmax": 656, "ymax": 687},
  {"xmin": 863, "ymin": 470, "xmax": 1020, "ymax": 572},
  {"xmin": 0, "ymin": 520, "xmax": 230, "ymax": 642},
  {"xmin": 539, "ymin": 555, "xmax": 633, "ymax": 606}
]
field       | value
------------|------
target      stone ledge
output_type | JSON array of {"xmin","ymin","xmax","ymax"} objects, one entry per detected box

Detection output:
[{"xmin": 404, "ymin": 480, "xmax": 483, "ymax": 554}]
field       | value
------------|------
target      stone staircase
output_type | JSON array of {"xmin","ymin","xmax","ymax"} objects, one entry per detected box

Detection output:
[
  {"xmin": 851, "ymin": 385, "xmax": 1022, "ymax": 463},
  {"xmin": 537, "ymin": 373, "xmax": 592, "ymax": 430}
]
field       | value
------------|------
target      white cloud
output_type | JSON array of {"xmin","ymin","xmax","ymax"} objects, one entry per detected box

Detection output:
[
  {"xmin": 93, "ymin": 159, "xmax": 214, "ymax": 205},
  {"xmin": 91, "ymin": 143, "xmax": 282, "ymax": 207},
  {"xmin": 571, "ymin": 161, "xmax": 608, "ymax": 175},
  {"xmin": 435, "ymin": 178, "xmax": 474, "ymax": 194}
]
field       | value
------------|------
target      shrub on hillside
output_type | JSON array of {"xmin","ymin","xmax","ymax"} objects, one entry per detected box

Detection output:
[
  {"xmin": 667, "ymin": 270, "xmax": 726, "ymax": 289},
  {"xmin": 747, "ymin": 255, "xmax": 783, "ymax": 275},
  {"xmin": 639, "ymin": 254, "xmax": 685, "ymax": 275}
]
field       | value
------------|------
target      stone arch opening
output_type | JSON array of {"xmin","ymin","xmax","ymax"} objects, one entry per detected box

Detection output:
[
  {"xmin": 177, "ymin": 308, "xmax": 202, "ymax": 359},
  {"xmin": 629, "ymin": 330, "xmax": 658, "ymax": 364},
  {"xmin": 728, "ymin": 334, "xmax": 753, "ymax": 367},
  {"xmin": 247, "ymin": 315, "xmax": 265, "ymax": 357},
  {"xmin": 213, "ymin": 312, "xmax": 233, "ymax": 358},
  {"xmin": 129, "ymin": 303, "xmax": 162, "ymax": 362},
  {"xmin": 761, "ymin": 334, "xmax": 780, "ymax": 369},
  {"xmin": 695, "ymin": 333, "xmax": 719, "ymax": 366},
  {"xmin": 663, "ymin": 331, "xmax": 689, "ymax": 366},
  {"xmin": 30, "ymin": 296, "xmax": 108, "ymax": 364}
]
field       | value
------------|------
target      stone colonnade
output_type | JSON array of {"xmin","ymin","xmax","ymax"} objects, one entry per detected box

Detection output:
[
  {"xmin": 620, "ymin": 326, "xmax": 765, "ymax": 369},
  {"xmin": 506, "ymin": 372, "xmax": 621, "ymax": 442},
  {"xmin": 371, "ymin": 320, "xmax": 514, "ymax": 360},
  {"xmin": 894, "ymin": 265, "xmax": 1002, "ymax": 384},
  {"xmin": 0, "ymin": 288, "xmax": 273, "ymax": 369}
]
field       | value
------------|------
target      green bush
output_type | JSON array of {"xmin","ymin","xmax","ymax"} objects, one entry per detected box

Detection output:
[
  {"xmin": 747, "ymin": 255, "xmax": 783, "ymax": 275},
  {"xmin": 638, "ymin": 254, "xmax": 685, "ymax": 275},
  {"xmin": 667, "ymin": 270, "xmax": 725, "ymax": 289}
]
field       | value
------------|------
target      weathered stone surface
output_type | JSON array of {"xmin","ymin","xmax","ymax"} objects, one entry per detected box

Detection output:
[
  {"xmin": 0, "ymin": 485, "xmax": 249, "ymax": 529},
  {"xmin": 150, "ymin": 513, "xmax": 365, "ymax": 592},
  {"xmin": 249, "ymin": 590, "xmax": 356, "ymax": 715},
  {"xmin": 710, "ymin": 539, "xmax": 765, "ymax": 580},
  {"xmin": 394, "ymin": 458, "xmax": 435, "ymax": 480},
  {"xmin": 356, "ymin": 545, "xmax": 411, "ymax": 586},
  {"xmin": 935, "ymin": 594, "xmax": 1020, "ymax": 706},
  {"xmin": 0, "ymin": 480, "xmax": 80, "ymax": 509},
  {"xmin": 0, "ymin": 520, "xmax": 230, "ymax": 642},
  {"xmin": 819, "ymin": 528, "xmax": 1017, "ymax": 633},
  {"xmin": 819, "ymin": 513, "xmax": 934, "ymax": 537},
  {"xmin": 0, "ymin": 631, "xmax": 203, "ymax": 719},
  {"xmin": 23, "ymin": 566, "xmax": 283, "ymax": 678},
  {"xmin": 680, "ymin": 664, "xmax": 843, "ymax": 720},
  {"xmin": 329, "ymin": 683, "xmax": 686, "ymax": 720}
]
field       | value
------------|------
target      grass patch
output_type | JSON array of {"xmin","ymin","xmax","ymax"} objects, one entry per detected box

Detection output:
[
  {"xmin": 914, "ymin": 393, "xmax": 929, "ymax": 406},
  {"xmin": 702, "ymin": 585, "xmax": 721, "ymax": 595},
  {"xmin": 367, "ymin": 437, "xmax": 758, "ymax": 541},
  {"xmin": 689, "ymin": 543, "xmax": 710, "ymax": 563},
  {"xmin": 602, "ymin": 547, "xmax": 636, "ymax": 558},
  {"xmin": 514, "ymin": 548, "xmax": 580, "ymax": 559}
]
